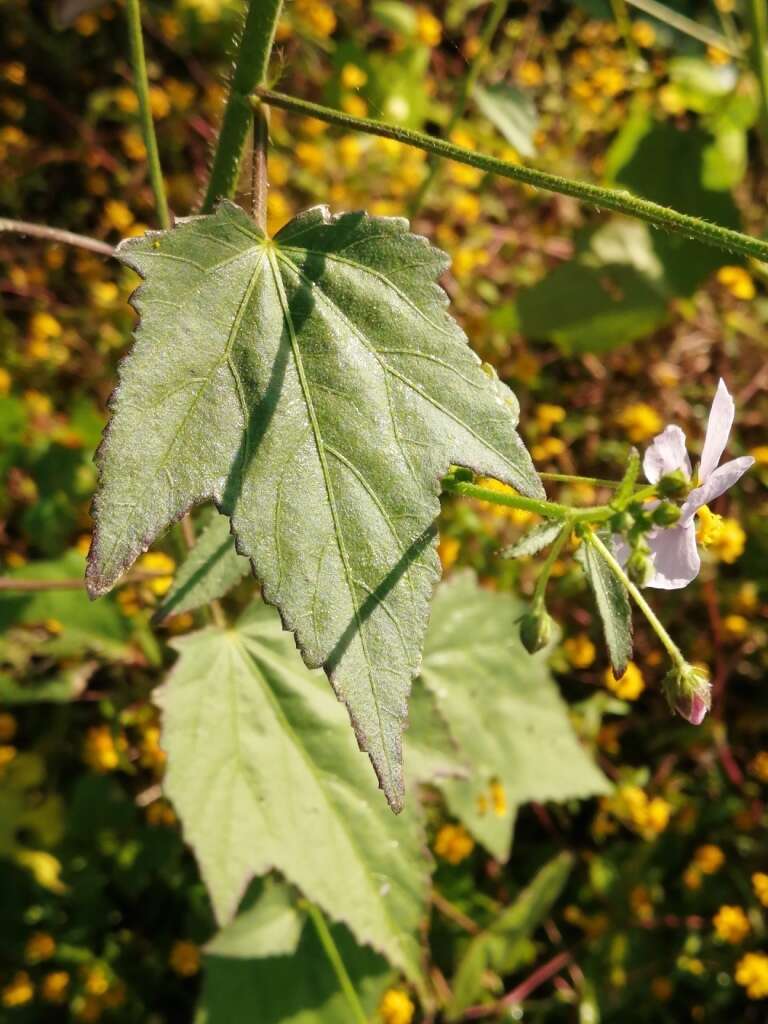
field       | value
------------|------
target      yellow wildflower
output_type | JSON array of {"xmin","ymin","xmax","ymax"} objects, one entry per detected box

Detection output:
[
  {"xmin": 3, "ymin": 62, "xmax": 26, "ymax": 86},
  {"xmin": 564, "ymin": 634, "xmax": 596, "ymax": 669},
  {"xmin": 708, "ymin": 518, "xmax": 746, "ymax": 563},
  {"xmin": 0, "ymin": 712, "xmax": 17, "ymax": 742},
  {"xmin": 91, "ymin": 281, "xmax": 119, "ymax": 307},
  {"xmin": 717, "ymin": 265, "xmax": 755, "ymax": 300},
  {"xmin": 114, "ymin": 86, "xmax": 138, "ymax": 113},
  {"xmin": 707, "ymin": 45, "xmax": 731, "ymax": 65},
  {"xmin": 14, "ymin": 850, "xmax": 67, "ymax": 893},
  {"xmin": 438, "ymin": 536, "xmax": 460, "ymax": 571},
  {"xmin": 617, "ymin": 786, "xmax": 671, "ymax": 838},
  {"xmin": 749, "ymin": 751, "xmax": 768, "ymax": 782},
  {"xmin": 694, "ymin": 844, "xmax": 725, "ymax": 874},
  {"xmin": 341, "ymin": 94, "xmax": 367, "ymax": 118},
  {"xmin": 25, "ymin": 932, "xmax": 56, "ymax": 963},
  {"xmin": 30, "ymin": 311, "xmax": 62, "ymax": 339},
  {"xmin": 138, "ymin": 551, "xmax": 175, "ymax": 595},
  {"xmin": 74, "ymin": 995, "xmax": 102, "ymax": 1021},
  {"xmin": 448, "ymin": 162, "xmax": 483, "ymax": 187},
  {"xmin": 434, "ymin": 823, "xmax": 474, "ymax": 865},
  {"xmin": 415, "ymin": 7, "xmax": 441, "ymax": 47},
  {"xmin": 752, "ymin": 872, "xmax": 768, "ymax": 907},
  {"xmin": 169, "ymin": 940, "xmax": 201, "ymax": 977},
  {"xmin": 146, "ymin": 799, "xmax": 177, "ymax": 827},
  {"xmin": 296, "ymin": 0, "xmax": 336, "ymax": 37},
  {"xmin": 532, "ymin": 436, "xmax": 566, "ymax": 462},
  {"xmin": 166, "ymin": 79, "xmax": 195, "ymax": 111},
  {"xmin": 295, "ymin": 141, "xmax": 324, "ymax": 174},
  {"xmin": 83, "ymin": 965, "xmax": 109, "ymax": 996},
  {"xmin": 121, "ymin": 130, "xmax": 147, "ymax": 161},
  {"xmin": 736, "ymin": 952, "xmax": 768, "ymax": 999},
  {"xmin": 517, "ymin": 60, "xmax": 544, "ymax": 87},
  {"xmin": 713, "ymin": 905, "xmax": 750, "ymax": 943},
  {"xmin": 2, "ymin": 971, "xmax": 34, "ymax": 1007},
  {"xmin": 103, "ymin": 199, "xmax": 134, "ymax": 233},
  {"xmin": 536, "ymin": 404, "xmax": 566, "ymax": 432},
  {"xmin": 696, "ymin": 505, "xmax": 722, "ymax": 547},
  {"xmin": 679, "ymin": 956, "xmax": 705, "ymax": 975},
  {"xmin": 449, "ymin": 127, "xmax": 475, "ymax": 151},
  {"xmin": 138, "ymin": 724, "xmax": 166, "ymax": 771},
  {"xmin": 616, "ymin": 403, "xmax": 663, "ymax": 443},
  {"xmin": 750, "ymin": 445, "xmax": 768, "ymax": 467},
  {"xmin": 605, "ymin": 661, "xmax": 645, "ymax": 701},
  {"xmin": 722, "ymin": 613, "xmax": 748, "ymax": 641},
  {"xmin": 75, "ymin": 12, "xmax": 99, "ymax": 36},
  {"xmin": 341, "ymin": 63, "xmax": 367, "ymax": 89},
  {"xmin": 490, "ymin": 780, "xmax": 507, "ymax": 817},
  {"xmin": 0, "ymin": 367, "xmax": 10, "ymax": 394},
  {"xmin": 379, "ymin": 988, "xmax": 415, "ymax": 1024},
  {"xmin": 683, "ymin": 865, "xmax": 702, "ymax": 890},
  {"xmin": 41, "ymin": 971, "xmax": 69, "ymax": 1004},
  {"xmin": 83, "ymin": 725, "xmax": 126, "ymax": 773},
  {"xmin": 149, "ymin": 85, "xmax": 170, "ymax": 119},
  {"xmin": 631, "ymin": 21, "xmax": 655, "ymax": 47},
  {"xmin": 593, "ymin": 66, "xmax": 626, "ymax": 96}
]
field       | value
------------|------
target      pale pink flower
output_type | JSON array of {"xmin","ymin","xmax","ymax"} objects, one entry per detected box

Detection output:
[{"xmin": 641, "ymin": 379, "xmax": 753, "ymax": 589}]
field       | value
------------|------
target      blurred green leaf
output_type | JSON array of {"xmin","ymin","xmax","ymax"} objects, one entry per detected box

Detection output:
[
  {"xmin": 447, "ymin": 852, "xmax": 574, "ymax": 1018},
  {"xmin": 206, "ymin": 879, "xmax": 305, "ymax": 960},
  {"xmin": 474, "ymin": 83, "xmax": 538, "ymax": 158},
  {"xmin": 156, "ymin": 512, "xmax": 250, "ymax": 621},
  {"xmin": 419, "ymin": 574, "xmax": 610, "ymax": 860}
]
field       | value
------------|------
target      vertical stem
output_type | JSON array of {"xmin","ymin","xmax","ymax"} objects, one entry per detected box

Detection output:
[
  {"xmin": 531, "ymin": 521, "xmax": 572, "ymax": 606},
  {"xmin": 303, "ymin": 903, "xmax": 369, "ymax": 1024},
  {"xmin": 251, "ymin": 101, "xmax": 270, "ymax": 232},
  {"xmin": 124, "ymin": 0, "xmax": 170, "ymax": 229},
  {"xmin": 584, "ymin": 530, "xmax": 685, "ymax": 668},
  {"xmin": 747, "ymin": 0, "xmax": 768, "ymax": 154},
  {"xmin": 408, "ymin": 0, "xmax": 507, "ymax": 216},
  {"xmin": 202, "ymin": 0, "xmax": 283, "ymax": 213}
]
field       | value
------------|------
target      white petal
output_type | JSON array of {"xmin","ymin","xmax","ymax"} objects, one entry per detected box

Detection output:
[
  {"xmin": 645, "ymin": 523, "xmax": 701, "ymax": 590},
  {"xmin": 680, "ymin": 456, "xmax": 755, "ymax": 523},
  {"xmin": 699, "ymin": 378, "xmax": 734, "ymax": 482},
  {"xmin": 642, "ymin": 425, "xmax": 692, "ymax": 484},
  {"xmin": 643, "ymin": 425, "xmax": 692, "ymax": 485}
]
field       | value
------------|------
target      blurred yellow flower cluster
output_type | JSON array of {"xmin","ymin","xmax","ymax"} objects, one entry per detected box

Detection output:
[
  {"xmin": 735, "ymin": 952, "xmax": 768, "ymax": 999},
  {"xmin": 604, "ymin": 661, "xmax": 645, "ymax": 701},
  {"xmin": 379, "ymin": 987, "xmax": 415, "ymax": 1024},
  {"xmin": 434, "ymin": 823, "xmax": 475, "ymax": 864}
]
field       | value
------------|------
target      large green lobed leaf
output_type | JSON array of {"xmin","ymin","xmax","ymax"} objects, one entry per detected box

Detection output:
[
  {"xmin": 88, "ymin": 200, "xmax": 540, "ymax": 809},
  {"xmin": 155, "ymin": 599, "xmax": 430, "ymax": 985}
]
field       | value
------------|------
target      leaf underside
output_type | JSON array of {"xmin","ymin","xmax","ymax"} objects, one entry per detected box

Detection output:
[
  {"xmin": 577, "ymin": 535, "xmax": 633, "ymax": 678},
  {"xmin": 155, "ymin": 599, "xmax": 429, "ymax": 985},
  {"xmin": 87, "ymin": 200, "xmax": 541, "ymax": 810}
]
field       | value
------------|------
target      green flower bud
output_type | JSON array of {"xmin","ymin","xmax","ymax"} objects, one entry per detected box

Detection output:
[
  {"xmin": 609, "ymin": 510, "xmax": 634, "ymax": 533},
  {"xmin": 657, "ymin": 470, "xmax": 689, "ymax": 498},
  {"xmin": 519, "ymin": 605, "xmax": 554, "ymax": 654},
  {"xmin": 662, "ymin": 663, "xmax": 711, "ymax": 725},
  {"xmin": 651, "ymin": 502, "xmax": 682, "ymax": 527}
]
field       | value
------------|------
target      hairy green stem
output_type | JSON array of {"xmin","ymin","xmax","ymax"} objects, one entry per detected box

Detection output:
[
  {"xmin": 202, "ymin": 0, "xmax": 283, "ymax": 213},
  {"xmin": 539, "ymin": 472, "xmax": 621, "ymax": 488},
  {"xmin": 303, "ymin": 902, "xmax": 368, "ymax": 1024},
  {"xmin": 251, "ymin": 101, "xmax": 270, "ymax": 231},
  {"xmin": 124, "ymin": 0, "xmax": 169, "ymax": 229},
  {"xmin": 0, "ymin": 218, "xmax": 114, "ymax": 256},
  {"xmin": 585, "ymin": 530, "xmax": 685, "ymax": 667},
  {"xmin": 443, "ymin": 478, "xmax": 614, "ymax": 523},
  {"xmin": 253, "ymin": 89, "xmax": 768, "ymax": 263},
  {"xmin": 625, "ymin": 0, "xmax": 740, "ymax": 55},
  {"xmin": 409, "ymin": 0, "xmax": 507, "ymax": 215},
  {"xmin": 747, "ymin": 0, "xmax": 768, "ymax": 150}
]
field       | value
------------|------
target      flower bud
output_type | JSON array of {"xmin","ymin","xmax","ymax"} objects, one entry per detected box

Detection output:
[
  {"xmin": 609, "ymin": 510, "xmax": 634, "ymax": 533},
  {"xmin": 662, "ymin": 663, "xmax": 711, "ymax": 725},
  {"xmin": 657, "ymin": 470, "xmax": 689, "ymax": 498},
  {"xmin": 519, "ymin": 605, "xmax": 554, "ymax": 654},
  {"xmin": 652, "ymin": 502, "xmax": 682, "ymax": 527}
]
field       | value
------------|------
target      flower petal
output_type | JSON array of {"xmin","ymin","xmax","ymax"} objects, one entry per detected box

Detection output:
[
  {"xmin": 642, "ymin": 425, "xmax": 692, "ymax": 484},
  {"xmin": 699, "ymin": 378, "xmax": 734, "ymax": 482},
  {"xmin": 680, "ymin": 456, "xmax": 755, "ymax": 523},
  {"xmin": 645, "ymin": 522, "xmax": 701, "ymax": 590}
]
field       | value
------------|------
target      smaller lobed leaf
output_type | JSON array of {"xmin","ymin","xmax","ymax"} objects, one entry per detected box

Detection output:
[
  {"xmin": 577, "ymin": 534, "xmax": 633, "ymax": 679},
  {"xmin": 499, "ymin": 520, "xmax": 564, "ymax": 559}
]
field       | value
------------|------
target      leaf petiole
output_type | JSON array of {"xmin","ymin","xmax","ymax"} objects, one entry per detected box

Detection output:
[
  {"xmin": 301, "ymin": 901, "xmax": 369, "ymax": 1024},
  {"xmin": 443, "ymin": 478, "xmax": 614, "ymax": 523}
]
